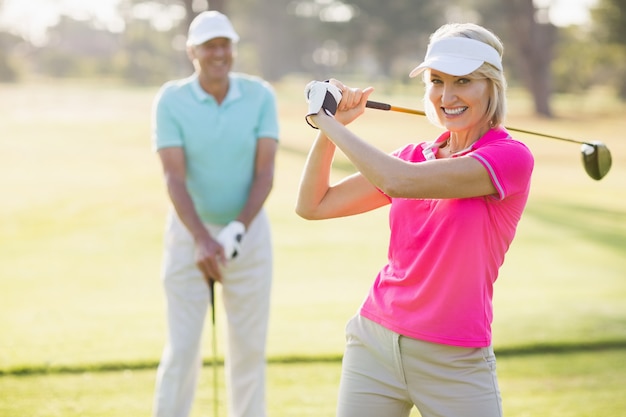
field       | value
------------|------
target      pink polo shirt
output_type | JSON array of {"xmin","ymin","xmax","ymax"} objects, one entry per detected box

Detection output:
[{"xmin": 359, "ymin": 127, "xmax": 534, "ymax": 347}]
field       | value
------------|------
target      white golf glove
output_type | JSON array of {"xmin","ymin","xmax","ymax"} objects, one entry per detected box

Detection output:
[
  {"xmin": 217, "ymin": 220, "xmax": 245, "ymax": 260},
  {"xmin": 304, "ymin": 80, "xmax": 342, "ymax": 128}
]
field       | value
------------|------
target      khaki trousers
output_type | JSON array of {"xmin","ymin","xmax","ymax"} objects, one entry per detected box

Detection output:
[{"xmin": 337, "ymin": 314, "xmax": 503, "ymax": 417}]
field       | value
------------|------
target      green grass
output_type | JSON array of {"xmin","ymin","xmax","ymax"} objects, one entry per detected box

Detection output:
[
  {"xmin": 0, "ymin": 79, "xmax": 625, "ymax": 416},
  {"xmin": 1, "ymin": 350, "xmax": 624, "ymax": 417}
]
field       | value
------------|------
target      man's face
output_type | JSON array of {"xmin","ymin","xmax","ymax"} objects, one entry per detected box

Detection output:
[{"xmin": 189, "ymin": 37, "xmax": 234, "ymax": 81}]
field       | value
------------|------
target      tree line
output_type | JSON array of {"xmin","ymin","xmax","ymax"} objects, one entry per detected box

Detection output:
[{"xmin": 0, "ymin": 0, "xmax": 625, "ymax": 117}]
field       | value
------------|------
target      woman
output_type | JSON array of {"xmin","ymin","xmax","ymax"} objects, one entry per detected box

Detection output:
[{"xmin": 297, "ymin": 23, "xmax": 534, "ymax": 417}]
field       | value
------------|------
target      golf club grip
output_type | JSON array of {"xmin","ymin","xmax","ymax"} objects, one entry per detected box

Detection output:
[
  {"xmin": 209, "ymin": 279, "xmax": 216, "ymax": 322},
  {"xmin": 366, "ymin": 100, "xmax": 391, "ymax": 111},
  {"xmin": 366, "ymin": 100, "xmax": 426, "ymax": 116}
]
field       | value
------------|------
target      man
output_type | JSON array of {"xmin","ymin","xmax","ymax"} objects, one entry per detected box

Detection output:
[{"xmin": 151, "ymin": 10, "xmax": 279, "ymax": 417}]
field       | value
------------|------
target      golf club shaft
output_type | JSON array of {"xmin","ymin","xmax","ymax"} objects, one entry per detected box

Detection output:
[
  {"xmin": 365, "ymin": 100, "xmax": 592, "ymax": 146},
  {"xmin": 210, "ymin": 279, "xmax": 218, "ymax": 417}
]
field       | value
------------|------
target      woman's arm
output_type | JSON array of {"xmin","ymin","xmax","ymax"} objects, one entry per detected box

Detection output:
[
  {"xmin": 295, "ymin": 130, "xmax": 389, "ymax": 220},
  {"xmin": 311, "ymin": 111, "xmax": 497, "ymax": 200}
]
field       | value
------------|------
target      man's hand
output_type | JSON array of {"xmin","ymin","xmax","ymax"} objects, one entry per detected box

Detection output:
[
  {"xmin": 304, "ymin": 80, "xmax": 343, "ymax": 128},
  {"xmin": 217, "ymin": 220, "xmax": 245, "ymax": 260},
  {"xmin": 194, "ymin": 232, "xmax": 225, "ymax": 284}
]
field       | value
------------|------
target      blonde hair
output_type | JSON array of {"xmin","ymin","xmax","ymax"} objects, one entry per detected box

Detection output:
[{"xmin": 422, "ymin": 23, "xmax": 507, "ymax": 128}]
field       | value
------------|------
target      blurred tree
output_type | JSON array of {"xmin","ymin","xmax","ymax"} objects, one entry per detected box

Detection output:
[
  {"xmin": 208, "ymin": 0, "xmax": 227, "ymax": 12},
  {"xmin": 121, "ymin": 19, "xmax": 180, "ymax": 84},
  {"xmin": 283, "ymin": 0, "xmax": 445, "ymax": 81},
  {"xmin": 0, "ymin": 0, "xmax": 19, "ymax": 81},
  {"xmin": 21, "ymin": 11, "xmax": 187, "ymax": 83},
  {"xmin": 117, "ymin": 0, "xmax": 234, "ymax": 76},
  {"xmin": 468, "ymin": 0, "xmax": 555, "ymax": 117},
  {"xmin": 592, "ymin": 0, "xmax": 626, "ymax": 99},
  {"xmin": 551, "ymin": 26, "xmax": 597, "ymax": 94},
  {"xmin": 118, "ymin": 0, "xmax": 228, "ymax": 39},
  {"xmin": 5, "ymin": 0, "xmax": 614, "ymax": 102},
  {"xmin": 113, "ymin": 0, "xmax": 442, "ymax": 82},
  {"xmin": 33, "ymin": 16, "xmax": 120, "ymax": 78},
  {"xmin": 0, "ymin": 31, "xmax": 20, "ymax": 81},
  {"xmin": 119, "ymin": 0, "xmax": 191, "ymax": 39},
  {"xmin": 180, "ymin": 0, "xmax": 306, "ymax": 81},
  {"xmin": 593, "ymin": 0, "xmax": 626, "ymax": 42},
  {"xmin": 504, "ymin": 0, "xmax": 555, "ymax": 117},
  {"xmin": 245, "ymin": 0, "xmax": 306, "ymax": 81},
  {"xmin": 344, "ymin": 0, "xmax": 444, "ymax": 78}
]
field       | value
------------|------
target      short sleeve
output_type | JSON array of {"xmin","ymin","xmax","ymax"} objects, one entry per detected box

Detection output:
[
  {"xmin": 151, "ymin": 83, "xmax": 183, "ymax": 152},
  {"xmin": 471, "ymin": 138, "xmax": 534, "ymax": 200},
  {"xmin": 256, "ymin": 82, "xmax": 279, "ymax": 141}
]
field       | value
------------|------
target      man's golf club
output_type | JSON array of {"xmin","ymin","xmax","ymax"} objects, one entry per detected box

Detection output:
[
  {"xmin": 365, "ymin": 100, "xmax": 612, "ymax": 180},
  {"xmin": 209, "ymin": 279, "xmax": 218, "ymax": 417}
]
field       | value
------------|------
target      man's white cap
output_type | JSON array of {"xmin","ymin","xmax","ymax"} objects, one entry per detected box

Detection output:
[
  {"xmin": 187, "ymin": 11, "xmax": 240, "ymax": 46},
  {"xmin": 409, "ymin": 37, "xmax": 502, "ymax": 78}
]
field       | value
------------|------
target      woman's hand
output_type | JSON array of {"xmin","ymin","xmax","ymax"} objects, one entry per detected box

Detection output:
[{"xmin": 328, "ymin": 79, "xmax": 374, "ymax": 125}]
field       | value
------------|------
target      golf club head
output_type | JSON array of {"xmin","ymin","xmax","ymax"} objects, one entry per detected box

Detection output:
[{"xmin": 581, "ymin": 141, "xmax": 612, "ymax": 180}]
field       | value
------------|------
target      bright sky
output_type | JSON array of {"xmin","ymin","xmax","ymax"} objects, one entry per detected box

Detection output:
[
  {"xmin": 535, "ymin": 0, "xmax": 599, "ymax": 26},
  {"xmin": 0, "ymin": 0, "xmax": 124, "ymax": 44},
  {"xmin": 0, "ymin": 0, "xmax": 599, "ymax": 45}
]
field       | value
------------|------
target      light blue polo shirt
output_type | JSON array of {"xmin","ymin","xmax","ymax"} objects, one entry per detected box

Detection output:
[{"xmin": 152, "ymin": 73, "xmax": 279, "ymax": 224}]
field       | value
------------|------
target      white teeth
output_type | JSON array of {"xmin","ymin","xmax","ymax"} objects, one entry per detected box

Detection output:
[{"xmin": 443, "ymin": 107, "xmax": 467, "ymax": 115}]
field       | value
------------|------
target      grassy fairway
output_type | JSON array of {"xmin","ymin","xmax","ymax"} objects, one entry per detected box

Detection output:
[
  {"xmin": 0, "ymin": 79, "xmax": 625, "ymax": 416},
  {"xmin": 0, "ymin": 350, "xmax": 624, "ymax": 417}
]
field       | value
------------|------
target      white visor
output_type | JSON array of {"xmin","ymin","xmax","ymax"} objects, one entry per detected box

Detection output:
[{"xmin": 409, "ymin": 37, "xmax": 502, "ymax": 78}]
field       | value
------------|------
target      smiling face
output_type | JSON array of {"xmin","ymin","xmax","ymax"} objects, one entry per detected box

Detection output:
[
  {"xmin": 188, "ymin": 37, "xmax": 234, "ymax": 83},
  {"xmin": 426, "ymin": 69, "xmax": 492, "ymax": 138}
]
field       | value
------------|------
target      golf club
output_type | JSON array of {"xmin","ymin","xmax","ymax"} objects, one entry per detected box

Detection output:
[
  {"xmin": 365, "ymin": 100, "xmax": 612, "ymax": 180},
  {"xmin": 209, "ymin": 279, "xmax": 218, "ymax": 417}
]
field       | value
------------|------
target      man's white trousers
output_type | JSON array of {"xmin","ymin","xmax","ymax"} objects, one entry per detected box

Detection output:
[{"xmin": 153, "ymin": 209, "xmax": 272, "ymax": 417}]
